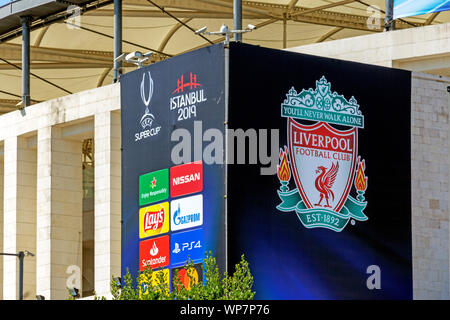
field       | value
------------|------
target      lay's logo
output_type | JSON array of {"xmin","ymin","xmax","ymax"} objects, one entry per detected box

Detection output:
[
  {"xmin": 144, "ymin": 209, "xmax": 164, "ymax": 232},
  {"xmin": 139, "ymin": 202, "xmax": 169, "ymax": 238}
]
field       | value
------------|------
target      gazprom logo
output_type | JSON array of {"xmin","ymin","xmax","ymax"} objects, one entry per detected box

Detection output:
[
  {"xmin": 170, "ymin": 194, "xmax": 203, "ymax": 231},
  {"xmin": 173, "ymin": 203, "xmax": 201, "ymax": 226}
]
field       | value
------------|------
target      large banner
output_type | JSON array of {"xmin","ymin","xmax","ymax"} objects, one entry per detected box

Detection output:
[
  {"xmin": 227, "ymin": 43, "xmax": 412, "ymax": 299},
  {"xmin": 121, "ymin": 42, "xmax": 413, "ymax": 299},
  {"xmin": 394, "ymin": 0, "xmax": 450, "ymax": 19},
  {"xmin": 121, "ymin": 44, "xmax": 227, "ymax": 292}
]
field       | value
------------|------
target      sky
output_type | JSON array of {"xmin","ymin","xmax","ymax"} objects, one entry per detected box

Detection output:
[{"xmin": 394, "ymin": 0, "xmax": 450, "ymax": 19}]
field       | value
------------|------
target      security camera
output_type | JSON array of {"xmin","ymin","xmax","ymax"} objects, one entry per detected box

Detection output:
[
  {"xmin": 126, "ymin": 51, "xmax": 143, "ymax": 60},
  {"xmin": 115, "ymin": 51, "xmax": 153, "ymax": 68},
  {"xmin": 247, "ymin": 24, "xmax": 256, "ymax": 30}
]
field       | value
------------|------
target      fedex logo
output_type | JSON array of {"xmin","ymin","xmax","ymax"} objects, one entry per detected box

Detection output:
[
  {"xmin": 170, "ymin": 161, "xmax": 203, "ymax": 198},
  {"xmin": 170, "ymin": 228, "xmax": 203, "ymax": 266}
]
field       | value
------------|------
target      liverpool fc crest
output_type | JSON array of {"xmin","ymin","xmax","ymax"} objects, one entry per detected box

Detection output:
[{"xmin": 276, "ymin": 76, "xmax": 368, "ymax": 232}]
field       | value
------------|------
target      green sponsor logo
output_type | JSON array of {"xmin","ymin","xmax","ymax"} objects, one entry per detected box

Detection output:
[{"xmin": 139, "ymin": 168, "xmax": 169, "ymax": 206}]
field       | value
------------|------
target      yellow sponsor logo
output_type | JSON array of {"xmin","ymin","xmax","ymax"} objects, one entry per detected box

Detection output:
[
  {"xmin": 139, "ymin": 202, "xmax": 169, "ymax": 238},
  {"xmin": 139, "ymin": 269, "xmax": 170, "ymax": 298}
]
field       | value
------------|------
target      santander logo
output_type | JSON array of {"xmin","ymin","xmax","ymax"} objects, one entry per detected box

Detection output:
[
  {"xmin": 144, "ymin": 208, "xmax": 165, "ymax": 232},
  {"xmin": 149, "ymin": 242, "xmax": 159, "ymax": 256},
  {"xmin": 139, "ymin": 235, "xmax": 169, "ymax": 271}
]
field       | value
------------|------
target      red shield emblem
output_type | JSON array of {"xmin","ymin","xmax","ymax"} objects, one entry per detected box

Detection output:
[{"xmin": 288, "ymin": 118, "xmax": 357, "ymax": 213}]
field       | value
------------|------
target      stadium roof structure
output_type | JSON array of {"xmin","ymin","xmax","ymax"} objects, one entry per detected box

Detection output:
[{"xmin": 0, "ymin": 0, "xmax": 449, "ymax": 114}]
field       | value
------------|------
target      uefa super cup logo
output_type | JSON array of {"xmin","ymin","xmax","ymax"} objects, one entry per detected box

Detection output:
[{"xmin": 140, "ymin": 71, "xmax": 155, "ymax": 129}]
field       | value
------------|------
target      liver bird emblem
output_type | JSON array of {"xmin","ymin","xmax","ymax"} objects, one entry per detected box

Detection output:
[{"xmin": 314, "ymin": 162, "xmax": 339, "ymax": 208}]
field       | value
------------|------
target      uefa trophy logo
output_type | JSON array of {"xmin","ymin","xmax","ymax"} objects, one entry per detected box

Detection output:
[{"xmin": 140, "ymin": 71, "xmax": 155, "ymax": 129}]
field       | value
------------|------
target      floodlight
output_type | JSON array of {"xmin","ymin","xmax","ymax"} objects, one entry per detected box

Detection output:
[
  {"xmin": 114, "ymin": 53, "xmax": 126, "ymax": 63},
  {"xmin": 24, "ymin": 250, "xmax": 34, "ymax": 257},
  {"xmin": 195, "ymin": 26, "xmax": 207, "ymax": 34},
  {"xmin": 116, "ymin": 51, "xmax": 153, "ymax": 68},
  {"xmin": 16, "ymin": 100, "xmax": 25, "ymax": 110},
  {"xmin": 219, "ymin": 24, "xmax": 229, "ymax": 33},
  {"xmin": 126, "ymin": 51, "xmax": 143, "ymax": 60}
]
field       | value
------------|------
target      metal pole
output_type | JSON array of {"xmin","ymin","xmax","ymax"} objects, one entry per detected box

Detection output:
[
  {"xmin": 384, "ymin": 0, "xmax": 394, "ymax": 31},
  {"xmin": 21, "ymin": 16, "xmax": 31, "ymax": 107},
  {"xmin": 18, "ymin": 251, "xmax": 24, "ymax": 300},
  {"xmin": 113, "ymin": 0, "xmax": 122, "ymax": 83},
  {"xmin": 233, "ymin": 0, "xmax": 242, "ymax": 42}
]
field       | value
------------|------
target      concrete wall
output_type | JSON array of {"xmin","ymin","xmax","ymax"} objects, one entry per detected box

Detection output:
[
  {"xmin": 0, "ymin": 83, "xmax": 121, "ymax": 299},
  {"xmin": 411, "ymin": 73, "xmax": 450, "ymax": 299},
  {"xmin": 287, "ymin": 22, "xmax": 450, "ymax": 77}
]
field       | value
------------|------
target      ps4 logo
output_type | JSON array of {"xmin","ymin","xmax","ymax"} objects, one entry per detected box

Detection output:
[{"xmin": 172, "ymin": 240, "xmax": 202, "ymax": 254}]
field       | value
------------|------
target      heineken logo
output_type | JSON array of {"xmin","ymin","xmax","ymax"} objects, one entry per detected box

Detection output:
[
  {"xmin": 139, "ymin": 168, "xmax": 169, "ymax": 206},
  {"xmin": 276, "ymin": 76, "xmax": 368, "ymax": 232}
]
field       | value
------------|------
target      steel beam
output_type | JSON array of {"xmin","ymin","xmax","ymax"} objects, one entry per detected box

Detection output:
[
  {"xmin": 385, "ymin": 0, "xmax": 394, "ymax": 31},
  {"xmin": 113, "ymin": 0, "xmax": 122, "ymax": 83},
  {"xmin": 234, "ymin": 0, "xmax": 242, "ymax": 41},
  {"xmin": 21, "ymin": 16, "xmax": 31, "ymax": 108}
]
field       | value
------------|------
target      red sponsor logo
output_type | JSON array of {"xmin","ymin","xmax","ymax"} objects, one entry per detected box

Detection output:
[
  {"xmin": 139, "ymin": 235, "xmax": 169, "ymax": 271},
  {"xmin": 143, "ymin": 208, "xmax": 165, "ymax": 232},
  {"xmin": 172, "ymin": 72, "xmax": 202, "ymax": 94},
  {"xmin": 170, "ymin": 161, "xmax": 203, "ymax": 198}
]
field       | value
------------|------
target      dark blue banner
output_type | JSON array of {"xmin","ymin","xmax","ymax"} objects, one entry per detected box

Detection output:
[
  {"xmin": 120, "ymin": 43, "xmax": 227, "ymax": 284},
  {"xmin": 227, "ymin": 43, "xmax": 412, "ymax": 299}
]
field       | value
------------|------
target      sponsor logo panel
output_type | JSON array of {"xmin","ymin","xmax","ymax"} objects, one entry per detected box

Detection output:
[
  {"xmin": 139, "ymin": 268, "xmax": 170, "ymax": 297},
  {"xmin": 170, "ymin": 161, "xmax": 203, "ymax": 198},
  {"xmin": 171, "ymin": 263, "xmax": 203, "ymax": 291},
  {"xmin": 139, "ymin": 168, "xmax": 169, "ymax": 206},
  {"xmin": 170, "ymin": 228, "xmax": 204, "ymax": 266},
  {"xmin": 170, "ymin": 194, "xmax": 203, "ymax": 231},
  {"xmin": 139, "ymin": 202, "xmax": 169, "ymax": 238},
  {"xmin": 139, "ymin": 235, "xmax": 170, "ymax": 271}
]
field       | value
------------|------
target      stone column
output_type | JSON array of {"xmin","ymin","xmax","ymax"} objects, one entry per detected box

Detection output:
[
  {"xmin": 36, "ymin": 127, "xmax": 82, "ymax": 299},
  {"xmin": 94, "ymin": 111, "xmax": 121, "ymax": 297},
  {"xmin": 2, "ymin": 136, "xmax": 36, "ymax": 300}
]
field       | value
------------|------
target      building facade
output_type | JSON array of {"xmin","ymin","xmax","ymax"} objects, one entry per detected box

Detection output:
[{"xmin": 0, "ymin": 23, "xmax": 449, "ymax": 299}]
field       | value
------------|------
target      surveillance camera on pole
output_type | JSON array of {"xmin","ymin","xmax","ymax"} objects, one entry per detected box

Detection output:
[
  {"xmin": 115, "ymin": 51, "xmax": 153, "ymax": 68},
  {"xmin": 195, "ymin": 24, "xmax": 257, "ymax": 45}
]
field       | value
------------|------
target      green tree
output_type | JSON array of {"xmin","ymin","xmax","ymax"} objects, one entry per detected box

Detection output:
[{"xmin": 109, "ymin": 251, "xmax": 254, "ymax": 300}]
